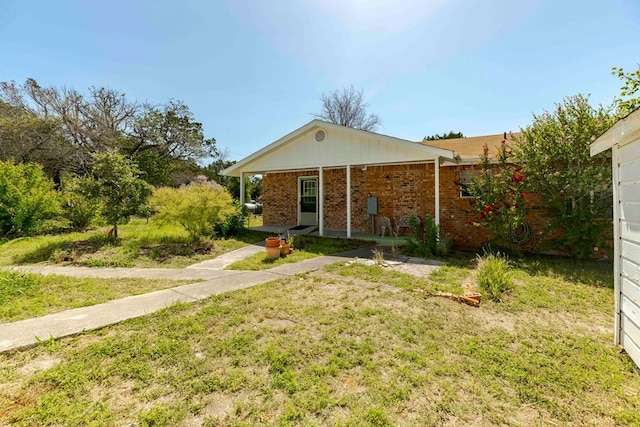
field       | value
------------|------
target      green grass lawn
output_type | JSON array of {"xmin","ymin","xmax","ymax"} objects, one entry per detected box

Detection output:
[
  {"xmin": 2, "ymin": 253, "xmax": 638, "ymax": 426},
  {"xmin": 0, "ymin": 218, "xmax": 270, "ymax": 269},
  {"xmin": 0, "ymin": 270, "xmax": 197, "ymax": 323},
  {"xmin": 226, "ymin": 235, "xmax": 372, "ymax": 270}
]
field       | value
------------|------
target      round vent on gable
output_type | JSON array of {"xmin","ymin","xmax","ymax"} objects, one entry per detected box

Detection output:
[{"xmin": 314, "ymin": 129, "xmax": 326, "ymax": 143}]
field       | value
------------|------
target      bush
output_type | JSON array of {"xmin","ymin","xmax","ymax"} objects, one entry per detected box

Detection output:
[
  {"xmin": 213, "ymin": 203, "xmax": 247, "ymax": 238},
  {"xmin": 404, "ymin": 214, "xmax": 440, "ymax": 258},
  {"xmin": 476, "ymin": 252, "xmax": 512, "ymax": 302},
  {"xmin": 60, "ymin": 174, "xmax": 101, "ymax": 230},
  {"xmin": 0, "ymin": 161, "xmax": 60, "ymax": 237},
  {"xmin": 151, "ymin": 183, "xmax": 236, "ymax": 241}
]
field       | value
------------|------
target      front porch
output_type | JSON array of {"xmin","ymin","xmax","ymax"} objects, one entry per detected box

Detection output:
[{"xmin": 249, "ymin": 224, "xmax": 411, "ymax": 245}]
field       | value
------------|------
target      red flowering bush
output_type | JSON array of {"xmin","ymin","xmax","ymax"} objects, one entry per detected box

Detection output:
[{"xmin": 468, "ymin": 141, "xmax": 527, "ymax": 247}]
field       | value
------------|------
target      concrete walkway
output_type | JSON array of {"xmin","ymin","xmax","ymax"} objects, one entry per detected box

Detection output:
[{"xmin": 0, "ymin": 246, "xmax": 373, "ymax": 353}]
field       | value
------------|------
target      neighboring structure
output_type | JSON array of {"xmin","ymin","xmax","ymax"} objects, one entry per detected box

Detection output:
[
  {"xmin": 222, "ymin": 120, "xmax": 518, "ymax": 248},
  {"xmin": 591, "ymin": 108, "xmax": 640, "ymax": 368}
]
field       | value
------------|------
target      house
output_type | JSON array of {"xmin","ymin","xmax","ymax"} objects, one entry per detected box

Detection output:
[
  {"xmin": 590, "ymin": 107, "xmax": 640, "ymax": 368},
  {"xmin": 222, "ymin": 119, "xmax": 518, "ymax": 249}
]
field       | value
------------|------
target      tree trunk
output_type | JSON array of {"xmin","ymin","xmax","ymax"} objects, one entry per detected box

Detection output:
[{"xmin": 113, "ymin": 223, "xmax": 118, "ymax": 238}]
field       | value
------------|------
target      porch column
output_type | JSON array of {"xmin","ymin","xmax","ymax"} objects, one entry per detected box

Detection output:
[
  {"xmin": 240, "ymin": 171, "xmax": 245, "ymax": 207},
  {"xmin": 346, "ymin": 164, "xmax": 351, "ymax": 238},
  {"xmin": 319, "ymin": 166, "xmax": 324, "ymax": 237},
  {"xmin": 434, "ymin": 157, "xmax": 440, "ymax": 229}
]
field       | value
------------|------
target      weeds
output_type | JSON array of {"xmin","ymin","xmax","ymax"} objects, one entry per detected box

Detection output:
[{"xmin": 476, "ymin": 252, "xmax": 513, "ymax": 302}]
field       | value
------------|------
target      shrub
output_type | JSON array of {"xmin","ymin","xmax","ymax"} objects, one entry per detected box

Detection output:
[
  {"xmin": 404, "ymin": 214, "xmax": 440, "ymax": 258},
  {"xmin": 151, "ymin": 183, "xmax": 236, "ymax": 241},
  {"xmin": 213, "ymin": 203, "xmax": 247, "ymax": 238},
  {"xmin": 476, "ymin": 252, "xmax": 512, "ymax": 302},
  {"xmin": 60, "ymin": 174, "xmax": 101, "ymax": 230},
  {"xmin": 0, "ymin": 161, "xmax": 60, "ymax": 237}
]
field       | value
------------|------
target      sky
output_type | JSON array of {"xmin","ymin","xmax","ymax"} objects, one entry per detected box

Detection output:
[{"xmin": 1, "ymin": 0, "xmax": 639, "ymax": 163}]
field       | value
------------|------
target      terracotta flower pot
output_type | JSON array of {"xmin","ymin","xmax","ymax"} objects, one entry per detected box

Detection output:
[
  {"xmin": 280, "ymin": 243, "xmax": 291, "ymax": 256},
  {"xmin": 265, "ymin": 237, "xmax": 281, "ymax": 248},
  {"xmin": 266, "ymin": 245, "xmax": 281, "ymax": 260}
]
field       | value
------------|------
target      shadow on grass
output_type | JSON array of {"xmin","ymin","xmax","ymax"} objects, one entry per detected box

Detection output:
[
  {"xmin": 512, "ymin": 253, "xmax": 613, "ymax": 289},
  {"xmin": 14, "ymin": 234, "xmax": 118, "ymax": 264}
]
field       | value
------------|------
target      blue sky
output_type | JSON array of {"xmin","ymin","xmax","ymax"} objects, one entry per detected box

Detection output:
[{"xmin": 1, "ymin": 0, "xmax": 639, "ymax": 162}]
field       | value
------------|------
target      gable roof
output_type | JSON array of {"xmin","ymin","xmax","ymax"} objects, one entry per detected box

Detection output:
[
  {"xmin": 421, "ymin": 133, "xmax": 520, "ymax": 163},
  {"xmin": 222, "ymin": 119, "xmax": 458, "ymax": 177}
]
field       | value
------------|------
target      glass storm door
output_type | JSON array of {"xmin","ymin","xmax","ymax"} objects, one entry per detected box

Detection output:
[{"xmin": 298, "ymin": 177, "xmax": 318, "ymax": 226}]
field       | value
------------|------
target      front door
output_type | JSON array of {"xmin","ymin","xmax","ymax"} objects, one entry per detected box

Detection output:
[{"xmin": 298, "ymin": 177, "xmax": 318, "ymax": 226}]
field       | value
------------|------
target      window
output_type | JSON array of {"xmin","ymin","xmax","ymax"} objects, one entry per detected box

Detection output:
[{"xmin": 459, "ymin": 170, "xmax": 480, "ymax": 198}]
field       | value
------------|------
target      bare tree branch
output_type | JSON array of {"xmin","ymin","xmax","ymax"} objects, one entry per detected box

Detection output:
[{"xmin": 313, "ymin": 85, "xmax": 381, "ymax": 131}]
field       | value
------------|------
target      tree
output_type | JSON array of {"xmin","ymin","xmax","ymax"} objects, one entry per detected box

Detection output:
[
  {"xmin": 423, "ymin": 131, "xmax": 464, "ymax": 141},
  {"xmin": 0, "ymin": 161, "xmax": 60, "ymax": 237},
  {"xmin": 127, "ymin": 100, "xmax": 218, "ymax": 186},
  {"xmin": 314, "ymin": 85, "xmax": 381, "ymax": 131},
  {"xmin": 612, "ymin": 66, "xmax": 640, "ymax": 116},
  {"xmin": 82, "ymin": 151, "xmax": 153, "ymax": 237},
  {"xmin": 469, "ymin": 141, "xmax": 527, "ymax": 247},
  {"xmin": 0, "ymin": 100, "xmax": 70, "ymax": 185},
  {"xmin": 0, "ymin": 79, "xmax": 219, "ymax": 186},
  {"xmin": 512, "ymin": 94, "xmax": 616, "ymax": 258}
]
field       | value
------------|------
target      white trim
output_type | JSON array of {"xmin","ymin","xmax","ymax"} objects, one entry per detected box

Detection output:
[
  {"xmin": 346, "ymin": 165, "xmax": 351, "ymax": 238},
  {"xmin": 435, "ymin": 157, "xmax": 440, "ymax": 228},
  {"xmin": 297, "ymin": 175, "xmax": 319, "ymax": 226},
  {"xmin": 591, "ymin": 108, "xmax": 640, "ymax": 156},
  {"xmin": 319, "ymin": 167, "xmax": 324, "ymax": 237},
  {"xmin": 613, "ymin": 146, "xmax": 622, "ymax": 345},
  {"xmin": 239, "ymin": 171, "xmax": 245, "ymax": 208}
]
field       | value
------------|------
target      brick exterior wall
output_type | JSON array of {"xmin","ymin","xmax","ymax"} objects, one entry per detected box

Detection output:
[{"xmin": 262, "ymin": 163, "xmax": 555, "ymax": 250}]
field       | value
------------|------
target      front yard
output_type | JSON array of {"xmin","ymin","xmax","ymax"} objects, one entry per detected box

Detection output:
[{"xmin": 1, "ymin": 253, "xmax": 638, "ymax": 426}]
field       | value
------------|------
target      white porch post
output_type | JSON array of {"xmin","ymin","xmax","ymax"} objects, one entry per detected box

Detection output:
[
  {"xmin": 239, "ymin": 171, "xmax": 246, "ymax": 207},
  {"xmin": 346, "ymin": 164, "xmax": 352, "ymax": 238},
  {"xmin": 319, "ymin": 167, "xmax": 324, "ymax": 237},
  {"xmin": 434, "ymin": 157, "xmax": 440, "ymax": 230}
]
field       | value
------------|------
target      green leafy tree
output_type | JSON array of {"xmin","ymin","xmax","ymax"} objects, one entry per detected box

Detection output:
[
  {"xmin": 59, "ymin": 173, "xmax": 101, "ymax": 230},
  {"xmin": 512, "ymin": 94, "xmax": 615, "ymax": 258},
  {"xmin": 151, "ymin": 183, "xmax": 235, "ymax": 241},
  {"xmin": 612, "ymin": 66, "xmax": 640, "ymax": 116},
  {"xmin": 469, "ymin": 141, "xmax": 527, "ymax": 247},
  {"xmin": 1, "ymin": 80, "xmax": 219, "ymax": 186},
  {"xmin": 0, "ymin": 101, "xmax": 69, "ymax": 185},
  {"xmin": 82, "ymin": 151, "xmax": 152, "ymax": 237},
  {"xmin": 423, "ymin": 130, "xmax": 464, "ymax": 141},
  {"xmin": 0, "ymin": 161, "xmax": 60, "ymax": 237},
  {"xmin": 127, "ymin": 100, "xmax": 218, "ymax": 186}
]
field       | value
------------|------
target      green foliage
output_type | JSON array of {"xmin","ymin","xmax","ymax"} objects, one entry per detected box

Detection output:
[
  {"xmin": 82, "ymin": 151, "xmax": 153, "ymax": 238},
  {"xmin": 469, "ymin": 141, "xmax": 527, "ymax": 246},
  {"xmin": 1, "ymin": 79, "xmax": 219, "ymax": 187},
  {"xmin": 423, "ymin": 130, "xmax": 464, "ymax": 141},
  {"xmin": 404, "ymin": 214, "xmax": 440, "ymax": 258},
  {"xmin": 151, "ymin": 183, "xmax": 236, "ymax": 241},
  {"xmin": 476, "ymin": 252, "xmax": 512, "ymax": 302},
  {"xmin": 213, "ymin": 203, "xmax": 247, "ymax": 238},
  {"xmin": 513, "ymin": 94, "xmax": 615, "ymax": 258},
  {"xmin": 59, "ymin": 174, "xmax": 101, "ymax": 230},
  {"xmin": 612, "ymin": 66, "xmax": 640, "ymax": 116},
  {"xmin": 0, "ymin": 160, "xmax": 60, "ymax": 237}
]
